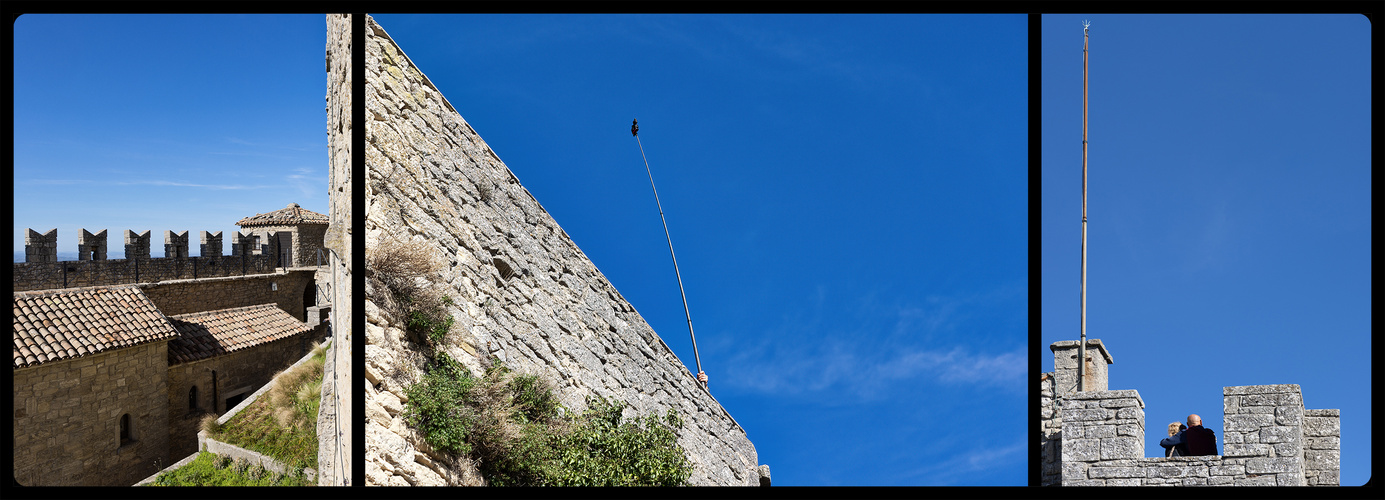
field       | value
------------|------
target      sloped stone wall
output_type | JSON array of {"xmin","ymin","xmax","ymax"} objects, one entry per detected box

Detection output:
[
  {"xmin": 318, "ymin": 12, "xmax": 354, "ymax": 487},
  {"xmin": 362, "ymin": 14, "xmax": 764, "ymax": 486}
]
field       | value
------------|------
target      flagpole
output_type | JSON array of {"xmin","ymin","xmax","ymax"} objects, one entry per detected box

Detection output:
[{"xmin": 1079, "ymin": 20, "xmax": 1090, "ymax": 392}]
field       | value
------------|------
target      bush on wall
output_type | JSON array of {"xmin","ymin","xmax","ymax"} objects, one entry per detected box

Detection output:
[{"xmin": 404, "ymin": 354, "xmax": 693, "ymax": 486}]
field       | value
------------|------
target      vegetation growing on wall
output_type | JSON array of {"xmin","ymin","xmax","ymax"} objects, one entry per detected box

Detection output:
[
  {"xmin": 367, "ymin": 237, "xmax": 455, "ymax": 346},
  {"xmin": 404, "ymin": 354, "xmax": 694, "ymax": 486},
  {"xmin": 149, "ymin": 451, "xmax": 313, "ymax": 486},
  {"xmin": 204, "ymin": 341, "xmax": 329, "ymax": 470}
]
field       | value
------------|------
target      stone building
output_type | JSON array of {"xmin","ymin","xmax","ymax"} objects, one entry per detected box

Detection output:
[
  {"xmin": 12, "ymin": 206, "xmax": 335, "ymax": 486},
  {"xmin": 1040, "ymin": 339, "xmax": 1340, "ymax": 486},
  {"xmin": 236, "ymin": 202, "xmax": 330, "ymax": 268},
  {"xmin": 12, "ymin": 284, "xmax": 327, "ymax": 486}
]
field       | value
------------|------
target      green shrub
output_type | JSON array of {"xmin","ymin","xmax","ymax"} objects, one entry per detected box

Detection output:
[
  {"xmin": 404, "ymin": 353, "xmax": 477, "ymax": 456},
  {"xmin": 403, "ymin": 355, "xmax": 693, "ymax": 486}
]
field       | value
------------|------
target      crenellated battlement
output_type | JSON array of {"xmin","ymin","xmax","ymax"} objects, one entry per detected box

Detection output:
[
  {"xmin": 1040, "ymin": 339, "xmax": 1341, "ymax": 486},
  {"xmin": 14, "ymin": 227, "xmax": 291, "ymax": 291}
]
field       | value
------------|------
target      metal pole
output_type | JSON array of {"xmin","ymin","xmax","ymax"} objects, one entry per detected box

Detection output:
[
  {"xmin": 632, "ymin": 119, "xmax": 707, "ymax": 391},
  {"xmin": 1079, "ymin": 21, "xmax": 1090, "ymax": 392}
]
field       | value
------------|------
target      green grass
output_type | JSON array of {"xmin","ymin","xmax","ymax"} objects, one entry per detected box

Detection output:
[
  {"xmin": 207, "ymin": 342, "xmax": 329, "ymax": 470},
  {"xmin": 147, "ymin": 451, "xmax": 312, "ymax": 486}
]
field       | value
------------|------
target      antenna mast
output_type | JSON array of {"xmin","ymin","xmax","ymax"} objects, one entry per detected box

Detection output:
[
  {"xmin": 632, "ymin": 119, "xmax": 708, "ymax": 391},
  {"xmin": 1079, "ymin": 20, "xmax": 1090, "ymax": 392}
]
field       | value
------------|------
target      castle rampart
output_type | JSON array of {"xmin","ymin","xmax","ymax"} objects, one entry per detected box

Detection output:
[
  {"xmin": 14, "ymin": 228, "xmax": 285, "ymax": 291},
  {"xmin": 1040, "ymin": 340, "xmax": 1340, "ymax": 486}
]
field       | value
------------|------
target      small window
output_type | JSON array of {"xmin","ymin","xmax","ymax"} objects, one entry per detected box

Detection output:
[
  {"xmin": 119, "ymin": 413, "xmax": 133, "ymax": 446},
  {"xmin": 189, "ymin": 386, "xmax": 199, "ymax": 412}
]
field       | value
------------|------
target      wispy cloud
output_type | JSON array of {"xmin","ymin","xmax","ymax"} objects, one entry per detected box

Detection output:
[
  {"xmin": 895, "ymin": 440, "xmax": 1026, "ymax": 486},
  {"xmin": 725, "ymin": 341, "xmax": 1025, "ymax": 398},
  {"xmin": 114, "ymin": 179, "xmax": 281, "ymax": 190},
  {"xmin": 717, "ymin": 283, "xmax": 1025, "ymax": 399}
]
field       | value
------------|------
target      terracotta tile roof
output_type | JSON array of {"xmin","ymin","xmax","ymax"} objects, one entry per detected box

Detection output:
[
  {"xmin": 167, "ymin": 304, "xmax": 312, "ymax": 364},
  {"xmin": 13, "ymin": 286, "xmax": 179, "ymax": 369},
  {"xmin": 235, "ymin": 202, "xmax": 329, "ymax": 227}
]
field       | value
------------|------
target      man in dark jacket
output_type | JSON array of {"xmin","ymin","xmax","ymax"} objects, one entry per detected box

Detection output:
[
  {"xmin": 1162, "ymin": 414, "xmax": 1218, "ymax": 457},
  {"xmin": 1183, "ymin": 414, "xmax": 1218, "ymax": 456}
]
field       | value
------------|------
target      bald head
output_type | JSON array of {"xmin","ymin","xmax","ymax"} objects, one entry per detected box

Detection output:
[{"xmin": 1187, "ymin": 414, "xmax": 1202, "ymax": 427}]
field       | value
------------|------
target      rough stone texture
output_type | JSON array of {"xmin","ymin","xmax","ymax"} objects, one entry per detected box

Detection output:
[
  {"xmin": 362, "ymin": 14, "xmax": 763, "ymax": 486},
  {"xmin": 1043, "ymin": 339, "xmax": 1339, "ymax": 487},
  {"xmin": 1302, "ymin": 409, "xmax": 1340, "ymax": 486},
  {"xmin": 12, "ymin": 341, "xmax": 172, "ymax": 486},
  {"xmin": 137, "ymin": 270, "xmax": 317, "ymax": 322},
  {"xmin": 318, "ymin": 12, "xmax": 354, "ymax": 487}
]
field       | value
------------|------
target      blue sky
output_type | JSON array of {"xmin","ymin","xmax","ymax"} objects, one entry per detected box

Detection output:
[
  {"xmin": 1040, "ymin": 14, "xmax": 1370, "ymax": 486},
  {"xmin": 373, "ymin": 14, "xmax": 1028, "ymax": 486},
  {"xmin": 12, "ymin": 15, "xmax": 328, "ymax": 261}
]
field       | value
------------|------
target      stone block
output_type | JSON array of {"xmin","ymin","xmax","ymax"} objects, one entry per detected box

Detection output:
[
  {"xmin": 1106, "ymin": 478, "xmax": 1141, "ymax": 486},
  {"xmin": 1224, "ymin": 384, "xmax": 1301, "ymax": 396},
  {"xmin": 1258, "ymin": 425, "xmax": 1298, "ymax": 444},
  {"xmin": 1302, "ymin": 415, "xmax": 1340, "ymax": 437},
  {"xmin": 1100, "ymin": 436, "xmax": 1142, "ymax": 460},
  {"xmin": 1209, "ymin": 464, "xmax": 1245, "ymax": 476},
  {"xmin": 1273, "ymin": 405, "xmax": 1302, "ymax": 426},
  {"xmin": 1272, "ymin": 441, "xmax": 1302, "ymax": 457},
  {"xmin": 1275, "ymin": 472, "xmax": 1303, "ymax": 486},
  {"xmin": 1224, "ymin": 414, "xmax": 1274, "ymax": 432},
  {"xmin": 1208, "ymin": 475, "xmax": 1235, "ymax": 485},
  {"xmin": 1063, "ymin": 438, "xmax": 1101, "ymax": 463},
  {"xmin": 1116, "ymin": 423, "xmax": 1141, "ymax": 437},
  {"xmin": 1086, "ymin": 423, "xmax": 1115, "ymax": 438},
  {"xmin": 1089, "ymin": 466, "xmax": 1145, "ymax": 479},
  {"xmin": 1304, "ymin": 449, "xmax": 1339, "ymax": 470},
  {"xmin": 1063, "ymin": 408, "xmax": 1111, "ymax": 423},
  {"xmin": 1246, "ymin": 457, "xmax": 1300, "ymax": 474},
  {"xmin": 1224, "ymin": 443, "xmax": 1270, "ymax": 458},
  {"xmin": 1306, "ymin": 436, "xmax": 1339, "ymax": 450}
]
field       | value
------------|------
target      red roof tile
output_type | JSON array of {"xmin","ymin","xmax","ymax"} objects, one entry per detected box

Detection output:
[
  {"xmin": 13, "ymin": 286, "xmax": 179, "ymax": 369},
  {"xmin": 236, "ymin": 202, "xmax": 328, "ymax": 227},
  {"xmin": 167, "ymin": 304, "xmax": 312, "ymax": 364}
]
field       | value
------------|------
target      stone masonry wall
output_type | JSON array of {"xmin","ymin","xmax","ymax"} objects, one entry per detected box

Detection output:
[
  {"xmin": 1039, "ymin": 372, "xmax": 1061, "ymax": 486},
  {"xmin": 318, "ymin": 12, "xmax": 354, "ymax": 487},
  {"xmin": 13, "ymin": 253, "xmax": 276, "ymax": 292},
  {"xmin": 166, "ymin": 330, "xmax": 328, "ymax": 460},
  {"xmin": 1042, "ymin": 340, "xmax": 1340, "ymax": 487},
  {"xmin": 362, "ymin": 15, "xmax": 764, "ymax": 486},
  {"xmin": 137, "ymin": 270, "xmax": 316, "ymax": 321},
  {"xmin": 1052, "ymin": 382, "xmax": 1339, "ymax": 486},
  {"xmin": 1303, "ymin": 409, "xmax": 1341, "ymax": 486},
  {"xmin": 12, "ymin": 341, "xmax": 172, "ymax": 486}
]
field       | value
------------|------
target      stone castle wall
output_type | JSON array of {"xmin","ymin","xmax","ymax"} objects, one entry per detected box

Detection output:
[
  {"xmin": 13, "ymin": 254, "xmax": 278, "ymax": 292},
  {"xmin": 1040, "ymin": 340, "xmax": 1340, "ymax": 487},
  {"xmin": 137, "ymin": 270, "xmax": 318, "ymax": 322},
  {"xmin": 317, "ymin": 12, "xmax": 354, "ymax": 487},
  {"xmin": 12, "ymin": 341, "xmax": 172, "ymax": 486},
  {"xmin": 361, "ymin": 15, "xmax": 765, "ymax": 486}
]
